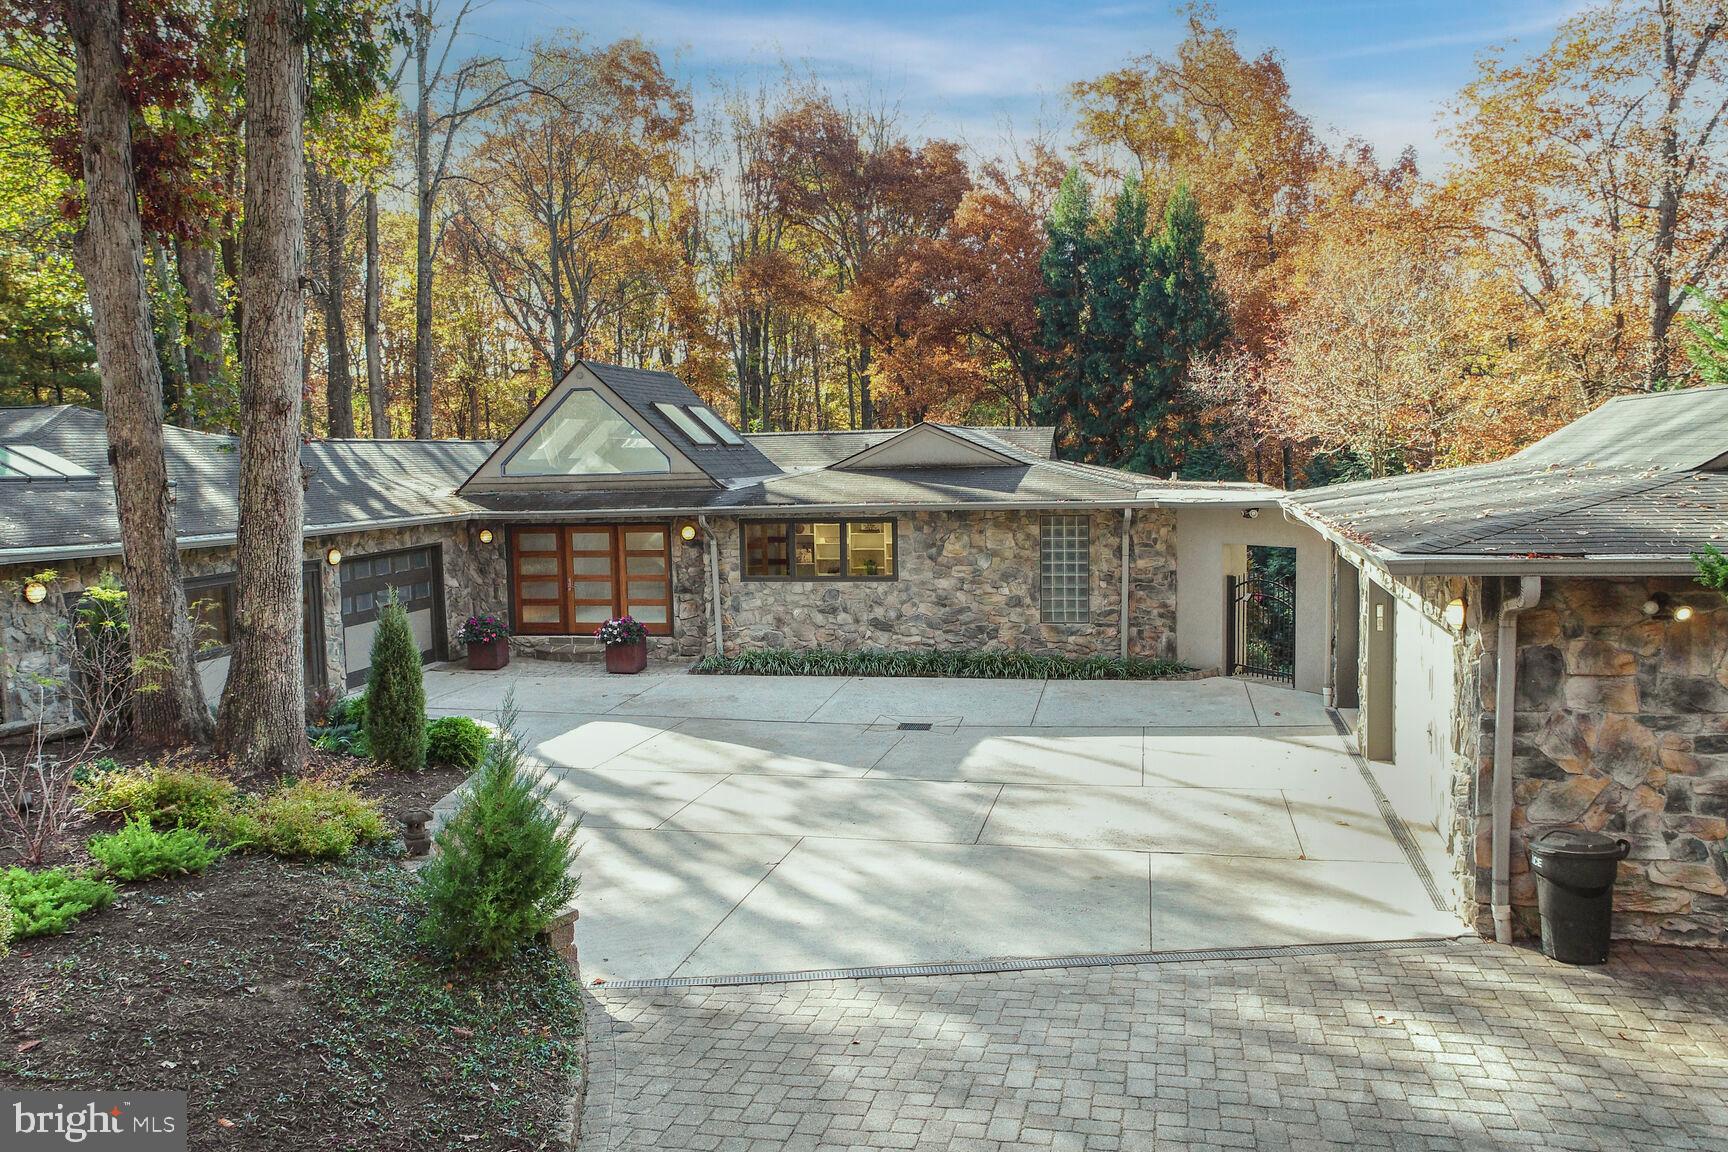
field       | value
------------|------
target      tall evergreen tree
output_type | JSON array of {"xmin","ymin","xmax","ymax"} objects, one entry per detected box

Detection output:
[
  {"xmin": 1129, "ymin": 184, "xmax": 1231, "ymax": 474},
  {"xmin": 1081, "ymin": 178, "xmax": 1152, "ymax": 465},
  {"xmin": 1032, "ymin": 168, "xmax": 1093, "ymax": 453}
]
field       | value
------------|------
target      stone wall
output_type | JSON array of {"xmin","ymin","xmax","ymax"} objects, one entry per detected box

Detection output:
[
  {"xmin": 704, "ymin": 509, "xmax": 1178, "ymax": 660},
  {"xmin": 1498, "ymin": 576, "xmax": 1728, "ymax": 946},
  {"xmin": 0, "ymin": 520, "xmax": 500, "ymax": 726}
]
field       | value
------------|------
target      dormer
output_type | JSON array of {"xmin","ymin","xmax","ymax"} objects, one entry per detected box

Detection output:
[
  {"xmin": 829, "ymin": 422, "xmax": 1025, "ymax": 471},
  {"xmin": 460, "ymin": 361, "xmax": 776, "ymax": 494}
]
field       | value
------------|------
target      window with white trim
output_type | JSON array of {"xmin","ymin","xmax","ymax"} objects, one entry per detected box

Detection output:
[{"xmin": 1039, "ymin": 514, "xmax": 1091, "ymax": 624}]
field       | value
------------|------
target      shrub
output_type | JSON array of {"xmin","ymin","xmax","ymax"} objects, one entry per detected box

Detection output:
[
  {"xmin": 218, "ymin": 778, "xmax": 388, "ymax": 860},
  {"xmin": 309, "ymin": 721, "xmax": 371, "ymax": 758},
  {"xmin": 88, "ymin": 815, "xmax": 223, "ymax": 881},
  {"xmin": 366, "ymin": 594, "xmax": 427, "ymax": 772},
  {"xmin": 77, "ymin": 761, "xmax": 237, "ymax": 829},
  {"xmin": 328, "ymin": 692, "xmax": 367, "ymax": 727},
  {"xmin": 689, "ymin": 647, "xmax": 1191, "ymax": 681},
  {"xmin": 0, "ymin": 867, "xmax": 116, "ymax": 938},
  {"xmin": 426, "ymin": 716, "xmax": 488, "ymax": 772},
  {"xmin": 420, "ymin": 708, "xmax": 578, "ymax": 966}
]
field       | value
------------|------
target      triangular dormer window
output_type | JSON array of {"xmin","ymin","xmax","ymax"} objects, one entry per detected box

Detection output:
[{"xmin": 503, "ymin": 389, "xmax": 671, "ymax": 477}]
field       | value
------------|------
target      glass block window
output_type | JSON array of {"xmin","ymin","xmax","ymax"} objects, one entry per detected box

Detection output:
[{"xmin": 1040, "ymin": 514, "xmax": 1091, "ymax": 624}]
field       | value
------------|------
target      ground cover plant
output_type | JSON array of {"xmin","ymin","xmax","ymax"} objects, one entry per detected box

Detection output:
[
  {"xmin": 692, "ymin": 647, "xmax": 1191, "ymax": 680},
  {"xmin": 215, "ymin": 777, "xmax": 390, "ymax": 860},
  {"xmin": 87, "ymin": 815, "xmax": 223, "ymax": 881},
  {"xmin": 0, "ymin": 866, "xmax": 115, "ymax": 938}
]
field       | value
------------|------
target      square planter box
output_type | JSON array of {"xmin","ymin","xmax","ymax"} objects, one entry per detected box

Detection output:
[
  {"xmin": 604, "ymin": 639, "xmax": 648, "ymax": 675},
  {"xmin": 466, "ymin": 636, "xmax": 511, "ymax": 671}
]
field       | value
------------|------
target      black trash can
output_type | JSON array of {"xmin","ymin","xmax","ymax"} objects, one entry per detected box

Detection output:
[{"xmin": 1529, "ymin": 829, "xmax": 1631, "ymax": 965}]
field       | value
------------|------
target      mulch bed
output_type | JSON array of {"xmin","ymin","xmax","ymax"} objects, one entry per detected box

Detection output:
[{"xmin": 0, "ymin": 763, "xmax": 585, "ymax": 1151}]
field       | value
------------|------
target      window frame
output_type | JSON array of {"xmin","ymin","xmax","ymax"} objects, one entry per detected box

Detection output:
[
  {"xmin": 508, "ymin": 524, "xmax": 674, "ymax": 636},
  {"xmin": 184, "ymin": 573, "xmax": 237, "ymax": 659},
  {"xmin": 689, "ymin": 406, "xmax": 745, "ymax": 445},
  {"xmin": 501, "ymin": 388, "xmax": 673, "ymax": 478},
  {"xmin": 1039, "ymin": 513, "xmax": 1093, "ymax": 625},
  {"xmin": 739, "ymin": 518, "xmax": 899, "ymax": 582},
  {"xmin": 651, "ymin": 402, "xmax": 718, "ymax": 446}
]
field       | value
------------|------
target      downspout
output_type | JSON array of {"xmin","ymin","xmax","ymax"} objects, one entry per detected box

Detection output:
[
  {"xmin": 1119, "ymin": 508, "xmax": 1132, "ymax": 661},
  {"xmin": 1491, "ymin": 575, "xmax": 1541, "ymax": 944},
  {"xmin": 698, "ymin": 515, "xmax": 723, "ymax": 657}
]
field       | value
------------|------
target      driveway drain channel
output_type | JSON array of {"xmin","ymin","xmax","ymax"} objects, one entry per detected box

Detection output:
[
  {"xmin": 1327, "ymin": 708, "xmax": 1450, "ymax": 912},
  {"xmin": 598, "ymin": 937, "xmax": 1466, "ymax": 990}
]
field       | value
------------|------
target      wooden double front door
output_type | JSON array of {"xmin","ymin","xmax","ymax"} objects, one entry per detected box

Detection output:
[{"xmin": 510, "ymin": 524, "xmax": 673, "ymax": 636}]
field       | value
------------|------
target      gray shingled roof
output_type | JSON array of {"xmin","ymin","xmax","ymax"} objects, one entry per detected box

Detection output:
[
  {"xmin": 0, "ymin": 405, "xmax": 490, "ymax": 560},
  {"xmin": 747, "ymin": 425, "xmax": 1056, "ymax": 469},
  {"xmin": 582, "ymin": 361, "xmax": 780, "ymax": 482},
  {"xmin": 1287, "ymin": 386, "xmax": 1728, "ymax": 570}
]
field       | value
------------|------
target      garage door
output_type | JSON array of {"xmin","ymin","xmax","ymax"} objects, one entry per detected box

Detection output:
[
  {"xmin": 1391, "ymin": 596, "xmax": 1456, "ymax": 834},
  {"xmin": 340, "ymin": 546, "xmax": 444, "ymax": 687}
]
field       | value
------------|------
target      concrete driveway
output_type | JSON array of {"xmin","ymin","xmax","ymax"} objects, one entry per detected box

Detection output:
[{"xmin": 428, "ymin": 661, "xmax": 1459, "ymax": 981}]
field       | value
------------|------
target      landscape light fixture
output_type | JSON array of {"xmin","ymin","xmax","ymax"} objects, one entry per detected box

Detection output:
[
  {"xmin": 478, "ymin": 528, "xmax": 495, "ymax": 544},
  {"xmin": 22, "ymin": 579, "xmax": 47, "ymax": 605},
  {"xmin": 325, "ymin": 547, "xmax": 343, "ymax": 567},
  {"xmin": 1444, "ymin": 597, "xmax": 1466, "ymax": 631}
]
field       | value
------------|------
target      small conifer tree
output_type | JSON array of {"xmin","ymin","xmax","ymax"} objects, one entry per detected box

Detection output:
[
  {"xmin": 419, "ymin": 701, "xmax": 579, "ymax": 966},
  {"xmin": 365, "ymin": 591, "xmax": 427, "ymax": 772}
]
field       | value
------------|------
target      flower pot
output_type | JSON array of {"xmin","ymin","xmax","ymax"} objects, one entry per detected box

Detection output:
[
  {"xmin": 466, "ymin": 635, "xmax": 510, "ymax": 671},
  {"xmin": 605, "ymin": 639, "xmax": 648, "ymax": 674}
]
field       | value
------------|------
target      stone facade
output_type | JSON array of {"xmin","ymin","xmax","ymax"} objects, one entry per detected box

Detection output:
[
  {"xmin": 1360, "ymin": 572, "xmax": 1728, "ymax": 948},
  {"xmin": 707, "ymin": 509, "xmax": 1178, "ymax": 660},
  {"xmin": 0, "ymin": 521, "xmax": 501, "ymax": 726}
]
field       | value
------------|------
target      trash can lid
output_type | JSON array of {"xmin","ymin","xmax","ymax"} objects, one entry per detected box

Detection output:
[{"xmin": 1531, "ymin": 828, "xmax": 1631, "ymax": 859}]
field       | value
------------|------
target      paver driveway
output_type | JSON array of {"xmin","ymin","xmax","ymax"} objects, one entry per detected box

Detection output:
[{"xmin": 428, "ymin": 661, "xmax": 1459, "ymax": 981}]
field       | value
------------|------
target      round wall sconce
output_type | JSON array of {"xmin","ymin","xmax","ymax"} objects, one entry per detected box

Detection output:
[
  {"xmin": 325, "ymin": 547, "xmax": 343, "ymax": 567},
  {"xmin": 1642, "ymin": 593, "xmax": 1694, "ymax": 622},
  {"xmin": 678, "ymin": 521, "xmax": 699, "ymax": 543},
  {"xmin": 22, "ymin": 580, "xmax": 48, "ymax": 605},
  {"xmin": 1443, "ymin": 597, "xmax": 1466, "ymax": 631},
  {"xmin": 478, "ymin": 528, "xmax": 495, "ymax": 544},
  {"xmin": 1242, "ymin": 507, "xmax": 1260, "ymax": 520}
]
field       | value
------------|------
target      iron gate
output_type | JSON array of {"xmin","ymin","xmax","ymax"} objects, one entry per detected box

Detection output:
[{"xmin": 1225, "ymin": 573, "xmax": 1295, "ymax": 684}]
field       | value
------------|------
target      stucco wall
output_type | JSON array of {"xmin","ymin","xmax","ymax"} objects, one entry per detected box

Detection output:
[
  {"xmin": 702, "ymin": 509, "xmax": 1178, "ymax": 660},
  {"xmin": 1173, "ymin": 506, "xmax": 1331, "ymax": 692},
  {"xmin": 0, "ymin": 521, "xmax": 499, "ymax": 727}
]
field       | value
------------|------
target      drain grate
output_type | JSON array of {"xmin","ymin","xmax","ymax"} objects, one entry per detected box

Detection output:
[
  {"xmin": 897, "ymin": 722, "xmax": 933, "ymax": 731},
  {"xmin": 1327, "ymin": 708, "xmax": 1450, "ymax": 912},
  {"xmin": 599, "ymin": 937, "xmax": 1466, "ymax": 991}
]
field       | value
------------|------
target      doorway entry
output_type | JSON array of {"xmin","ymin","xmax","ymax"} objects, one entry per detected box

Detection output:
[{"xmin": 1225, "ymin": 545, "xmax": 1296, "ymax": 685}]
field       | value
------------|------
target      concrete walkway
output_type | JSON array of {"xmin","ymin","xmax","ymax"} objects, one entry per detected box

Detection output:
[
  {"xmin": 428, "ymin": 662, "xmax": 1458, "ymax": 982},
  {"xmin": 578, "ymin": 940, "xmax": 1728, "ymax": 1152}
]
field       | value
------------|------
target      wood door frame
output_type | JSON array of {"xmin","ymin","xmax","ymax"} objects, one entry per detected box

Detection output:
[{"xmin": 508, "ymin": 524, "xmax": 674, "ymax": 636}]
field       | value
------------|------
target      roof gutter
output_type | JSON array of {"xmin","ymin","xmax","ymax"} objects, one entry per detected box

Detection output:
[
  {"xmin": 1492, "ymin": 575, "xmax": 1541, "ymax": 945},
  {"xmin": 0, "ymin": 511, "xmax": 478, "ymax": 567}
]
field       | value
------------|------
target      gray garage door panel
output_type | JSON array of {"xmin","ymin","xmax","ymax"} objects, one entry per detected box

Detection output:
[{"xmin": 341, "ymin": 546, "xmax": 444, "ymax": 688}]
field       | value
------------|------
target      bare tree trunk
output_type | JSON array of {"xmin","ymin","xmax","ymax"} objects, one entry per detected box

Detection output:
[
  {"xmin": 217, "ymin": 0, "xmax": 307, "ymax": 771},
  {"xmin": 150, "ymin": 240, "xmax": 188, "ymax": 421},
  {"xmin": 364, "ymin": 189, "xmax": 387, "ymax": 438},
  {"xmin": 66, "ymin": 0, "xmax": 212, "ymax": 748},
  {"xmin": 412, "ymin": 14, "xmax": 435, "ymax": 438},
  {"xmin": 176, "ymin": 227, "xmax": 225, "ymax": 423},
  {"xmin": 313, "ymin": 172, "xmax": 356, "ymax": 436}
]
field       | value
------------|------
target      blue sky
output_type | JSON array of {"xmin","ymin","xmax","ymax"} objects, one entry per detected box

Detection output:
[{"xmin": 454, "ymin": 0, "xmax": 1582, "ymax": 170}]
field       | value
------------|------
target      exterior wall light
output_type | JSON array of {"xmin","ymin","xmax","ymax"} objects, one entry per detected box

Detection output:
[
  {"xmin": 1242, "ymin": 508, "xmax": 1260, "ymax": 520},
  {"xmin": 1641, "ymin": 593, "xmax": 1693, "ymax": 622},
  {"xmin": 1444, "ymin": 597, "xmax": 1466, "ymax": 631},
  {"xmin": 22, "ymin": 580, "xmax": 48, "ymax": 605},
  {"xmin": 478, "ymin": 528, "xmax": 495, "ymax": 544},
  {"xmin": 678, "ymin": 521, "xmax": 699, "ymax": 543},
  {"xmin": 325, "ymin": 547, "xmax": 343, "ymax": 567}
]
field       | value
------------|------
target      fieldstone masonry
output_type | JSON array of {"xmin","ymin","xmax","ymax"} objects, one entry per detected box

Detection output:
[{"xmin": 709, "ymin": 509, "xmax": 1178, "ymax": 660}]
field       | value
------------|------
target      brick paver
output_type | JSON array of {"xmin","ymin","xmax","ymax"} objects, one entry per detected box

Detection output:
[{"xmin": 577, "ymin": 940, "xmax": 1728, "ymax": 1151}]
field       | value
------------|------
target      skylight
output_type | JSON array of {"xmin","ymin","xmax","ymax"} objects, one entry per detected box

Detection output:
[
  {"xmin": 503, "ymin": 390, "xmax": 671, "ymax": 477},
  {"xmin": 691, "ymin": 407, "xmax": 745, "ymax": 445},
  {"xmin": 652, "ymin": 403, "xmax": 717, "ymax": 445},
  {"xmin": 0, "ymin": 444, "xmax": 95, "ymax": 480}
]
